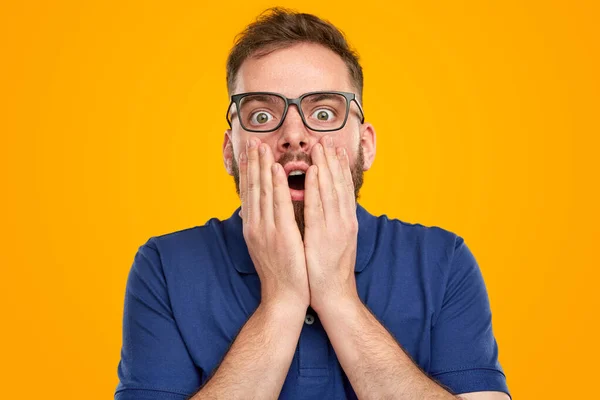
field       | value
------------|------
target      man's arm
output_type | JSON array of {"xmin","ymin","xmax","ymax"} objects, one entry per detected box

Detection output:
[
  {"xmin": 191, "ymin": 299, "xmax": 305, "ymax": 400},
  {"xmin": 303, "ymin": 138, "xmax": 451, "ymax": 398},
  {"xmin": 319, "ymin": 296, "xmax": 455, "ymax": 399},
  {"xmin": 192, "ymin": 139, "xmax": 311, "ymax": 399},
  {"xmin": 318, "ymin": 297, "xmax": 509, "ymax": 400},
  {"xmin": 303, "ymin": 137, "xmax": 510, "ymax": 399}
]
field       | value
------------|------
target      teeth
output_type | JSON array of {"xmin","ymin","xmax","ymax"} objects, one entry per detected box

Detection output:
[{"xmin": 289, "ymin": 170, "xmax": 305, "ymax": 176}]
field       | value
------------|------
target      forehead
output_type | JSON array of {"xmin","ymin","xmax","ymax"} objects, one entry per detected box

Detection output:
[{"xmin": 234, "ymin": 42, "xmax": 354, "ymax": 97}]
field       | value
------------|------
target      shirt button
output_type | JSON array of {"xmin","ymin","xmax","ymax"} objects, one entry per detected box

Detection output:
[{"xmin": 304, "ymin": 314, "xmax": 315, "ymax": 325}]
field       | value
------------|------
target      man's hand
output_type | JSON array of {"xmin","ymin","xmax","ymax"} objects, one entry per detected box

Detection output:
[
  {"xmin": 239, "ymin": 137, "xmax": 310, "ymax": 309},
  {"xmin": 303, "ymin": 135, "xmax": 360, "ymax": 313}
]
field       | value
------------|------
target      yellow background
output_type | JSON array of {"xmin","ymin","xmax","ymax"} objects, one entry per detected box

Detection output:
[{"xmin": 1, "ymin": 1, "xmax": 598, "ymax": 398}]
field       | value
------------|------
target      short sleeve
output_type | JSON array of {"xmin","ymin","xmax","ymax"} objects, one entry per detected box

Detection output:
[
  {"xmin": 115, "ymin": 240, "xmax": 202, "ymax": 400},
  {"xmin": 429, "ymin": 236, "xmax": 510, "ymax": 398}
]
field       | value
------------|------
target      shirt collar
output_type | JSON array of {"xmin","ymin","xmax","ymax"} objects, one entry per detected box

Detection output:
[{"xmin": 222, "ymin": 203, "xmax": 377, "ymax": 274}]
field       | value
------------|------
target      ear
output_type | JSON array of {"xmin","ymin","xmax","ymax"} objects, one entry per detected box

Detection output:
[
  {"xmin": 222, "ymin": 129, "xmax": 234, "ymax": 176},
  {"xmin": 359, "ymin": 122, "xmax": 376, "ymax": 171}
]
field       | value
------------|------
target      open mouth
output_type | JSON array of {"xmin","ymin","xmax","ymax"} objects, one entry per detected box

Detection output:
[
  {"xmin": 287, "ymin": 170, "xmax": 306, "ymax": 191},
  {"xmin": 283, "ymin": 162, "xmax": 309, "ymax": 201}
]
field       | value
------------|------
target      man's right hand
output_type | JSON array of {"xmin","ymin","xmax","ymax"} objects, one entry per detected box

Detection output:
[{"xmin": 239, "ymin": 137, "xmax": 310, "ymax": 309}]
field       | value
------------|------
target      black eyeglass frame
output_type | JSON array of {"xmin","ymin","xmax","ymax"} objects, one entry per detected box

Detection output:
[{"xmin": 226, "ymin": 91, "xmax": 365, "ymax": 133}]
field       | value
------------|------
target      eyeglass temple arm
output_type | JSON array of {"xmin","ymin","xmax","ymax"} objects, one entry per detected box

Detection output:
[{"xmin": 352, "ymin": 98, "xmax": 366, "ymax": 124}]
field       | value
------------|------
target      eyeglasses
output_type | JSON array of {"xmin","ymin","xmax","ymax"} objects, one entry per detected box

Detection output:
[{"xmin": 226, "ymin": 91, "xmax": 365, "ymax": 133}]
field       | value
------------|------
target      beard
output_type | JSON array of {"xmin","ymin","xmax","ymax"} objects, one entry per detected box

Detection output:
[{"xmin": 232, "ymin": 144, "xmax": 365, "ymax": 238}]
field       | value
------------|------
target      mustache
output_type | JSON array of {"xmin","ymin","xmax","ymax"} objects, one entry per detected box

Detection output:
[{"xmin": 276, "ymin": 151, "xmax": 313, "ymax": 167}]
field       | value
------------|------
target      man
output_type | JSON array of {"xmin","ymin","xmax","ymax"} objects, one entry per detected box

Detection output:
[{"xmin": 115, "ymin": 8, "xmax": 510, "ymax": 400}]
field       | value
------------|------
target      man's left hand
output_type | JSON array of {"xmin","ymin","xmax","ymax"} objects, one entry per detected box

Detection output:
[{"xmin": 303, "ymin": 135, "xmax": 360, "ymax": 314}]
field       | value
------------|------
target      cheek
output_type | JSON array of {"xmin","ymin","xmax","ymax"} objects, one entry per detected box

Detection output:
[
  {"xmin": 333, "ymin": 131, "xmax": 360, "ymax": 154},
  {"xmin": 266, "ymin": 139, "xmax": 280, "ymax": 155},
  {"xmin": 334, "ymin": 135, "xmax": 362, "ymax": 168}
]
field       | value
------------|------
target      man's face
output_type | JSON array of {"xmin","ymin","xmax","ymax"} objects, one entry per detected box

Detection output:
[{"xmin": 223, "ymin": 42, "xmax": 376, "ymax": 233}]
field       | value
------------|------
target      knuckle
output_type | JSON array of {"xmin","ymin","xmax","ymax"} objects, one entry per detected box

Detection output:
[
  {"xmin": 243, "ymin": 225, "xmax": 258, "ymax": 241},
  {"xmin": 247, "ymin": 181, "xmax": 258, "ymax": 191},
  {"xmin": 260, "ymin": 185, "xmax": 270, "ymax": 197},
  {"xmin": 272, "ymin": 200, "xmax": 281, "ymax": 212}
]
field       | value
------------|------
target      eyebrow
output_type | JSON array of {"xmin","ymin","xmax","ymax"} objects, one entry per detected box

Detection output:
[
  {"xmin": 242, "ymin": 94, "xmax": 281, "ymax": 104},
  {"xmin": 303, "ymin": 93, "xmax": 343, "ymax": 103}
]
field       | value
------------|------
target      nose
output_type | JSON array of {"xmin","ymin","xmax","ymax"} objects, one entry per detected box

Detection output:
[{"xmin": 277, "ymin": 104, "xmax": 310, "ymax": 152}]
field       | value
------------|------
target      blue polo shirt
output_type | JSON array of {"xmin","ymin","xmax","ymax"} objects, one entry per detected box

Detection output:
[{"xmin": 115, "ymin": 204, "xmax": 510, "ymax": 399}]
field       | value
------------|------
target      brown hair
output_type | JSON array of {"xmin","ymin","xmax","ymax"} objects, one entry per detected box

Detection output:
[{"xmin": 226, "ymin": 7, "xmax": 363, "ymax": 101}]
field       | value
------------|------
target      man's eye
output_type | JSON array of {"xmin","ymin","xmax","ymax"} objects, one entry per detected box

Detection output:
[
  {"xmin": 312, "ymin": 109, "xmax": 334, "ymax": 121},
  {"xmin": 251, "ymin": 111, "xmax": 273, "ymax": 124}
]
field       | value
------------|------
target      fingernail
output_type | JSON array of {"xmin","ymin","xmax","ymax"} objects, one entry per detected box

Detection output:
[
  {"xmin": 247, "ymin": 138, "xmax": 256, "ymax": 149},
  {"xmin": 317, "ymin": 143, "xmax": 323, "ymax": 153},
  {"xmin": 271, "ymin": 163, "xmax": 279, "ymax": 173},
  {"xmin": 259, "ymin": 144, "xmax": 266, "ymax": 155},
  {"xmin": 326, "ymin": 136, "xmax": 333, "ymax": 147},
  {"xmin": 240, "ymin": 152, "xmax": 247, "ymax": 162}
]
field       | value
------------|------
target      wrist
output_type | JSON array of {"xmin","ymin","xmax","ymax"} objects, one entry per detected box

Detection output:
[
  {"xmin": 312, "ymin": 292, "xmax": 363, "ymax": 318},
  {"xmin": 260, "ymin": 295, "xmax": 309, "ymax": 317}
]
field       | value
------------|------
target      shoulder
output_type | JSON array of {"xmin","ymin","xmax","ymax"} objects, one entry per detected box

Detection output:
[
  {"xmin": 360, "ymin": 210, "xmax": 472, "ymax": 287},
  {"xmin": 146, "ymin": 217, "xmax": 224, "ymax": 252},
  {"xmin": 135, "ymin": 217, "xmax": 230, "ymax": 275},
  {"xmin": 372, "ymin": 213, "xmax": 463, "ymax": 259}
]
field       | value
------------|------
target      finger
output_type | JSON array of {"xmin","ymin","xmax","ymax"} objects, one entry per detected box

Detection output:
[
  {"xmin": 303, "ymin": 164, "xmax": 323, "ymax": 228},
  {"xmin": 322, "ymin": 135, "xmax": 350, "ymax": 215},
  {"xmin": 246, "ymin": 138, "xmax": 261, "ymax": 224},
  {"xmin": 312, "ymin": 141, "xmax": 338, "ymax": 223},
  {"xmin": 239, "ymin": 150, "xmax": 248, "ymax": 221},
  {"xmin": 259, "ymin": 143, "xmax": 275, "ymax": 226},
  {"xmin": 271, "ymin": 162, "xmax": 297, "ymax": 231},
  {"xmin": 337, "ymin": 146, "xmax": 356, "ymax": 212}
]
